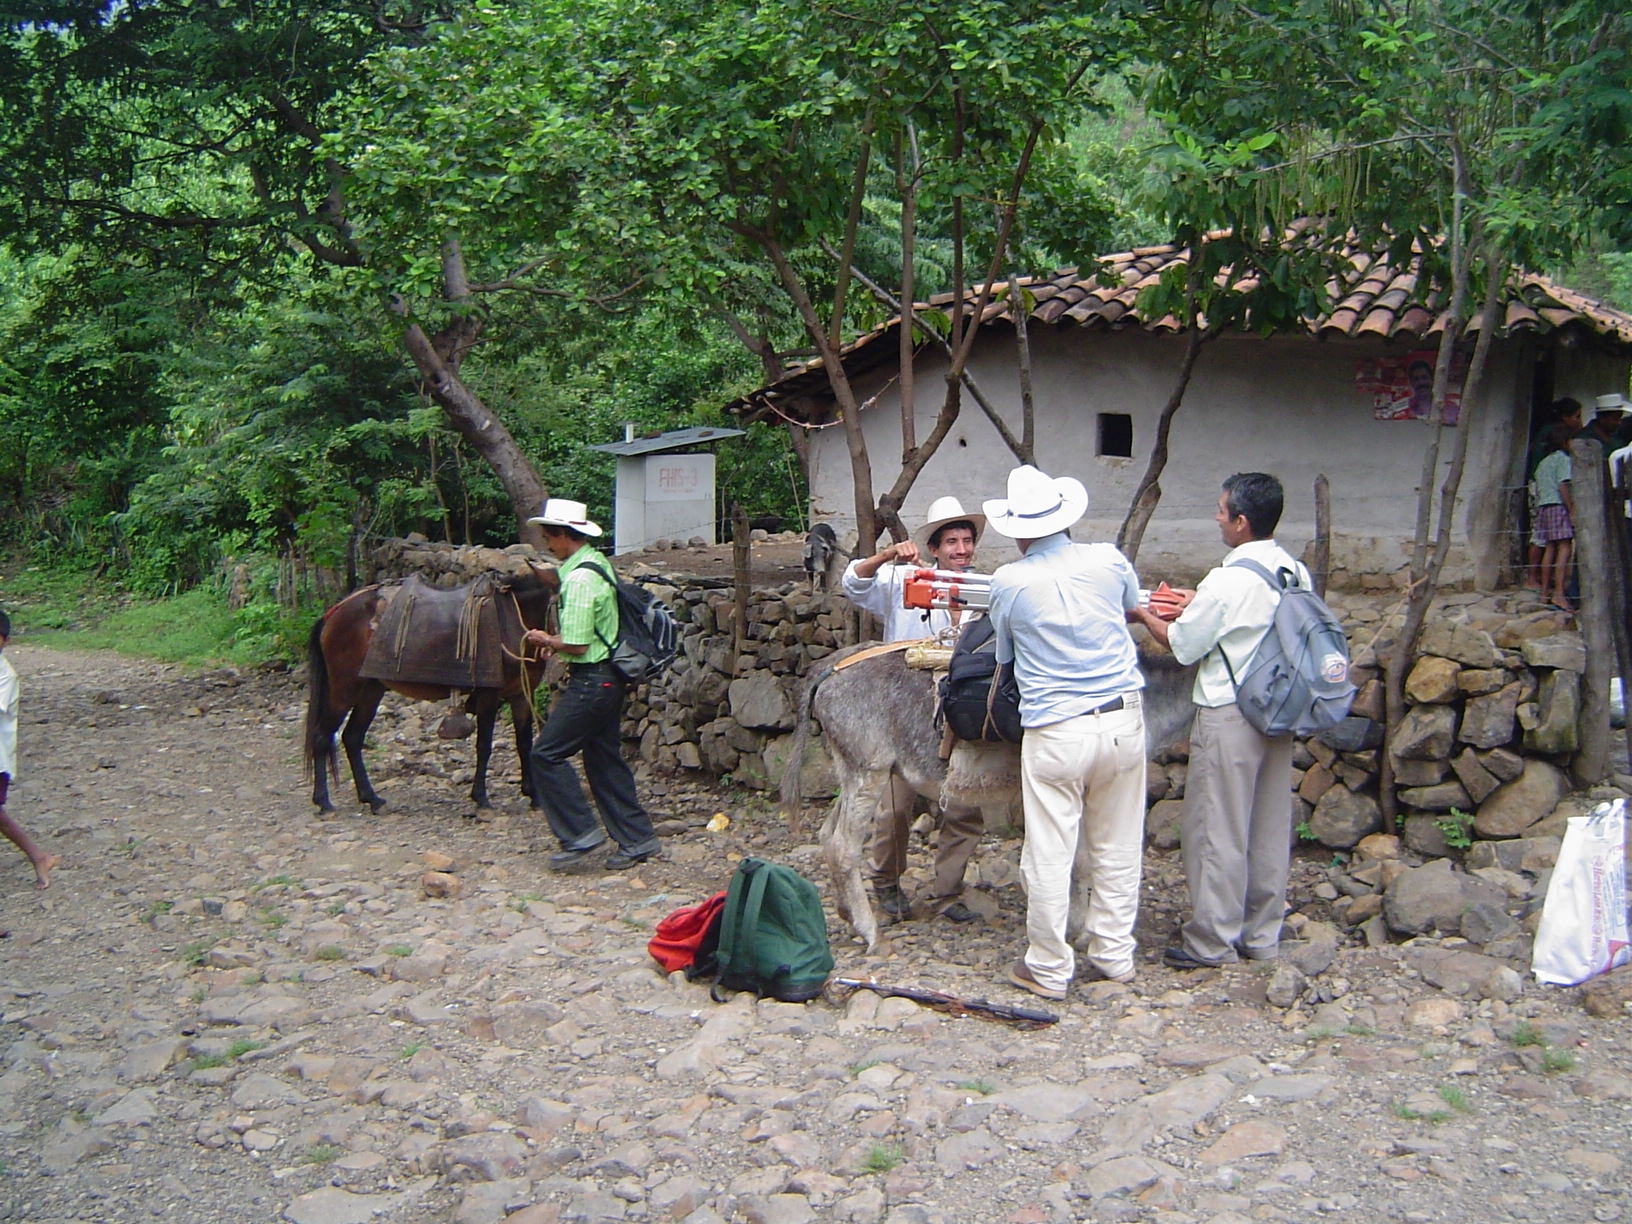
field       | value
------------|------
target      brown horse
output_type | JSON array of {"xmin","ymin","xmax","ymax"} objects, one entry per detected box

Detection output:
[{"xmin": 304, "ymin": 564, "xmax": 559, "ymax": 812}]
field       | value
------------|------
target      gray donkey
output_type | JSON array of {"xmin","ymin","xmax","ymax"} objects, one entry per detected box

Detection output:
[{"xmin": 782, "ymin": 642, "xmax": 1197, "ymax": 953}]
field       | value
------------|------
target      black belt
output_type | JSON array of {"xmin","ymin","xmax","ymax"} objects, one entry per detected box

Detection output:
[
  {"xmin": 568, "ymin": 660, "xmax": 615, "ymax": 673},
  {"xmin": 1086, "ymin": 695, "xmax": 1125, "ymax": 715}
]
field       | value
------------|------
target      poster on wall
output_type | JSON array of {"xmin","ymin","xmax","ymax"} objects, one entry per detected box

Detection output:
[{"xmin": 1355, "ymin": 350, "xmax": 1467, "ymax": 423}]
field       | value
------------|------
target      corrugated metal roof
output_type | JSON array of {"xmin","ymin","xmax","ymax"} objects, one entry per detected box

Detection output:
[
  {"xmin": 587, "ymin": 425, "xmax": 745, "ymax": 456},
  {"xmin": 733, "ymin": 236, "xmax": 1632, "ymax": 418}
]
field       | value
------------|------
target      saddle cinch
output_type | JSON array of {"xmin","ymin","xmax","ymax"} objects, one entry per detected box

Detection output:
[{"xmin": 359, "ymin": 573, "xmax": 518, "ymax": 690}]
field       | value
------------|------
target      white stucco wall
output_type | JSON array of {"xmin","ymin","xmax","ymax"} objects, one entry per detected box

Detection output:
[{"xmin": 806, "ymin": 328, "xmax": 1626, "ymax": 589}]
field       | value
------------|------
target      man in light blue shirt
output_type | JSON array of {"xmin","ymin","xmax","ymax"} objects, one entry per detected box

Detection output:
[{"xmin": 985, "ymin": 466, "xmax": 1147, "ymax": 1000}]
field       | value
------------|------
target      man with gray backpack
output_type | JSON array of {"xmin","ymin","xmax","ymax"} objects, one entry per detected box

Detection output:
[{"xmin": 1133, "ymin": 472, "xmax": 1352, "ymax": 970}]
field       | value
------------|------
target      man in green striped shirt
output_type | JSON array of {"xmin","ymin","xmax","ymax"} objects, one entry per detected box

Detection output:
[{"xmin": 523, "ymin": 498, "xmax": 661, "ymax": 872}]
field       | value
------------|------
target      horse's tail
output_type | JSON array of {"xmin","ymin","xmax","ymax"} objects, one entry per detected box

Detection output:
[
  {"xmin": 304, "ymin": 615, "xmax": 337, "ymax": 784},
  {"xmin": 781, "ymin": 652, "xmax": 838, "ymax": 831}
]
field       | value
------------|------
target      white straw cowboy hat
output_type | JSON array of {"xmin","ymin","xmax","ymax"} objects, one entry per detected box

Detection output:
[
  {"xmin": 983, "ymin": 465, "xmax": 1089, "ymax": 539},
  {"xmin": 1592, "ymin": 392, "xmax": 1628, "ymax": 419},
  {"xmin": 916, "ymin": 495, "xmax": 986, "ymax": 550},
  {"xmin": 527, "ymin": 497, "xmax": 603, "ymax": 537}
]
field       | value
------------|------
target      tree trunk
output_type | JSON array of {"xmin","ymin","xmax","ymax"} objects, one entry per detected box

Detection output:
[
  {"xmin": 1115, "ymin": 307, "xmax": 1217, "ymax": 565},
  {"xmin": 746, "ymin": 225, "xmax": 880, "ymax": 550},
  {"xmin": 1008, "ymin": 272, "xmax": 1037, "ymax": 465},
  {"xmin": 1380, "ymin": 241, "xmax": 1502, "ymax": 829},
  {"xmin": 394, "ymin": 240, "xmax": 547, "ymax": 546}
]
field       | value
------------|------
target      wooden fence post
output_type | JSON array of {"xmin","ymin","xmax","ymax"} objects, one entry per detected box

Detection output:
[
  {"xmin": 731, "ymin": 501, "xmax": 751, "ymax": 672},
  {"xmin": 1312, "ymin": 474, "xmax": 1331, "ymax": 599},
  {"xmin": 1568, "ymin": 440, "xmax": 1611, "ymax": 785}
]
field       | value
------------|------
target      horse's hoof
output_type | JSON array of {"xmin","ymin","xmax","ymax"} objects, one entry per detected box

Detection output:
[
  {"xmin": 866, "ymin": 938, "xmax": 896, "ymax": 958},
  {"xmin": 367, "ymin": 799, "xmax": 387, "ymax": 814}
]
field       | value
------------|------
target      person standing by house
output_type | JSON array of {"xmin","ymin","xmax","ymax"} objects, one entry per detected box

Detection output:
[
  {"xmin": 840, "ymin": 496, "xmax": 987, "ymax": 924},
  {"xmin": 1576, "ymin": 392, "xmax": 1627, "ymax": 456},
  {"xmin": 523, "ymin": 499, "xmax": 662, "ymax": 873},
  {"xmin": 0, "ymin": 611, "xmax": 58, "ymax": 890},
  {"xmin": 1130, "ymin": 473, "xmax": 1309, "ymax": 969},
  {"xmin": 1524, "ymin": 398, "xmax": 1582, "ymax": 592},
  {"xmin": 1531, "ymin": 426, "xmax": 1577, "ymax": 612},
  {"xmin": 983, "ymin": 466, "xmax": 1147, "ymax": 999}
]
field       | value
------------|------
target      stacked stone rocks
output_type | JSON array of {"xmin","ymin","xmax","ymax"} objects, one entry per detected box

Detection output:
[
  {"xmin": 368, "ymin": 536, "xmax": 545, "ymax": 585},
  {"xmin": 625, "ymin": 580, "xmax": 854, "ymax": 796},
  {"xmin": 1293, "ymin": 607, "xmax": 1591, "ymax": 859}
]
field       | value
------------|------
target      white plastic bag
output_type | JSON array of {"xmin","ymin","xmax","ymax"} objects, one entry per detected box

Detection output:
[{"xmin": 1532, "ymin": 800, "xmax": 1631, "ymax": 986}]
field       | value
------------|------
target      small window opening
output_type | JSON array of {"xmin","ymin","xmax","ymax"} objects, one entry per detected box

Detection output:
[{"xmin": 1098, "ymin": 413, "xmax": 1133, "ymax": 458}]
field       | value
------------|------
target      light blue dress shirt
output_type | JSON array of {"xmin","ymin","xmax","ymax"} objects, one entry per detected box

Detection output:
[{"xmin": 986, "ymin": 532, "xmax": 1144, "ymax": 728}]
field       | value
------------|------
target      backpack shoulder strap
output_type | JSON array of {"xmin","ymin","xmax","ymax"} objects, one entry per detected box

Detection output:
[
  {"xmin": 712, "ymin": 861, "xmax": 772, "ymax": 1000},
  {"xmin": 574, "ymin": 558, "xmax": 622, "ymax": 649},
  {"xmin": 1227, "ymin": 556, "xmax": 1298, "ymax": 590}
]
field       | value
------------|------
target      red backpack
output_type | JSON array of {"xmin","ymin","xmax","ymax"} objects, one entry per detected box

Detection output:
[{"xmin": 648, "ymin": 891, "xmax": 728, "ymax": 975}]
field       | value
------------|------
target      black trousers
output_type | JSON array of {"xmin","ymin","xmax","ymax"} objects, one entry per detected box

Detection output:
[{"xmin": 530, "ymin": 663, "xmax": 659, "ymax": 855}]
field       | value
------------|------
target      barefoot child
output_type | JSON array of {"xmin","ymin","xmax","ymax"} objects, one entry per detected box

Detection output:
[{"xmin": 0, "ymin": 611, "xmax": 57, "ymax": 889}]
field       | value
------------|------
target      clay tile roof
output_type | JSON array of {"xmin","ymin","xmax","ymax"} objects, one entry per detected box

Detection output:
[{"xmin": 731, "ymin": 236, "xmax": 1632, "ymax": 417}]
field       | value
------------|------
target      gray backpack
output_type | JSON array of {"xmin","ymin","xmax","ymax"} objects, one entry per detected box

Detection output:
[{"xmin": 1217, "ymin": 559, "xmax": 1355, "ymax": 737}]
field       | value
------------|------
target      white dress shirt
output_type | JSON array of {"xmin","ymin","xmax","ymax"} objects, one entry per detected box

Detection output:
[
  {"xmin": 986, "ymin": 532, "xmax": 1144, "ymax": 727},
  {"xmin": 841, "ymin": 560, "xmax": 956, "ymax": 643},
  {"xmin": 1166, "ymin": 538, "xmax": 1312, "ymax": 708}
]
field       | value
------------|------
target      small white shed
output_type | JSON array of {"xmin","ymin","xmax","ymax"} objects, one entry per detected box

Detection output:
[{"xmin": 589, "ymin": 425, "xmax": 745, "ymax": 555}]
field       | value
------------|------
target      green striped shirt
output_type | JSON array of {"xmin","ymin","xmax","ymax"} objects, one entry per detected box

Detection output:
[{"xmin": 556, "ymin": 544, "xmax": 619, "ymax": 664}]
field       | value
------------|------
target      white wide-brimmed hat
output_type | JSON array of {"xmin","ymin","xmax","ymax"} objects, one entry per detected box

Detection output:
[
  {"xmin": 1592, "ymin": 392, "xmax": 1628, "ymax": 419},
  {"xmin": 916, "ymin": 496, "xmax": 986, "ymax": 550},
  {"xmin": 982, "ymin": 465, "xmax": 1089, "ymax": 539},
  {"xmin": 526, "ymin": 497, "xmax": 603, "ymax": 537}
]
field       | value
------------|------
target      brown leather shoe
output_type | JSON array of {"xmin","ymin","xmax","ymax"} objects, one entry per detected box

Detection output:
[{"xmin": 1006, "ymin": 957, "xmax": 1067, "ymax": 1001}]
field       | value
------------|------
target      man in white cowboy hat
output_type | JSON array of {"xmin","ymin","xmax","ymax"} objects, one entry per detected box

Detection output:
[
  {"xmin": 1578, "ymin": 392, "xmax": 1628, "ymax": 456},
  {"xmin": 522, "ymin": 498, "xmax": 662, "ymax": 873},
  {"xmin": 984, "ymin": 465, "xmax": 1147, "ymax": 1000},
  {"xmin": 839, "ymin": 495, "xmax": 987, "ymax": 923}
]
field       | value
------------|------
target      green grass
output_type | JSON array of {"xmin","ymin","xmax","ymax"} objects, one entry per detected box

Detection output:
[
  {"xmin": 324, "ymin": 902, "xmax": 346, "ymax": 917},
  {"xmin": 861, "ymin": 1143, "xmax": 905, "ymax": 1174},
  {"xmin": 180, "ymin": 938, "xmax": 218, "ymax": 966},
  {"xmin": 190, "ymin": 1053, "xmax": 229, "ymax": 1071},
  {"xmin": 1508, "ymin": 1021, "xmax": 1544, "ymax": 1047},
  {"xmin": 295, "ymin": 1144, "xmax": 340, "ymax": 1166},
  {"xmin": 226, "ymin": 1038, "xmax": 265, "ymax": 1060},
  {"xmin": 1436, "ymin": 1084, "xmax": 1472, "ymax": 1113},
  {"xmin": 384, "ymin": 944, "xmax": 413, "ymax": 958},
  {"xmin": 849, "ymin": 1059, "xmax": 880, "ymax": 1077},
  {"xmin": 1541, "ymin": 1048, "xmax": 1576, "ymax": 1074},
  {"xmin": 1391, "ymin": 1101, "xmax": 1453, "ymax": 1125},
  {"xmin": 1345, "ymin": 1023, "xmax": 1376, "ymax": 1037},
  {"xmin": 954, "ymin": 1079, "xmax": 995, "ymax": 1096},
  {"xmin": 400, "ymin": 1041, "xmax": 426, "ymax": 1060},
  {"xmin": 1302, "ymin": 1023, "xmax": 1339, "ymax": 1043},
  {"xmin": 313, "ymin": 945, "xmax": 346, "ymax": 962},
  {"xmin": 1434, "ymin": 808, "xmax": 1476, "ymax": 850},
  {"xmin": 258, "ymin": 908, "xmax": 288, "ymax": 930},
  {"xmin": 254, "ymin": 874, "xmax": 300, "ymax": 892},
  {"xmin": 8, "ymin": 556, "xmax": 327, "ymax": 668},
  {"xmin": 146, "ymin": 899, "xmax": 174, "ymax": 922}
]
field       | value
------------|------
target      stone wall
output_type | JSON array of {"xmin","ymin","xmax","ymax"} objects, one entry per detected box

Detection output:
[{"xmin": 1285, "ymin": 600, "xmax": 1599, "ymax": 862}]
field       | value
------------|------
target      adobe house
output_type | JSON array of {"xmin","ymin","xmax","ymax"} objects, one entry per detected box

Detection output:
[{"xmin": 734, "ymin": 242, "xmax": 1632, "ymax": 589}]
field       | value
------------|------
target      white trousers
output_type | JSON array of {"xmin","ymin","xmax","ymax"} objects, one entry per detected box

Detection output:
[{"xmin": 1019, "ymin": 697, "xmax": 1147, "ymax": 990}]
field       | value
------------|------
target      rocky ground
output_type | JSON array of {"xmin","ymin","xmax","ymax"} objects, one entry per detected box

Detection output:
[{"xmin": 2, "ymin": 644, "xmax": 1631, "ymax": 1224}]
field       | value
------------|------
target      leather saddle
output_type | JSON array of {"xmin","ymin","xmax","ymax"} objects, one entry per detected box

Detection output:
[{"xmin": 359, "ymin": 573, "xmax": 514, "ymax": 689}]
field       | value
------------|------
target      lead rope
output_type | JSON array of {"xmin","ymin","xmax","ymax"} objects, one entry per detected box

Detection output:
[{"xmin": 501, "ymin": 587, "xmax": 546, "ymax": 728}]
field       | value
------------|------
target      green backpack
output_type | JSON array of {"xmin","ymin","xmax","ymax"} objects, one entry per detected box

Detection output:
[{"xmin": 712, "ymin": 858, "xmax": 834, "ymax": 1003}]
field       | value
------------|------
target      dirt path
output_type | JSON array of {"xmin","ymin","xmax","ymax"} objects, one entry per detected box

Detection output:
[{"xmin": 1, "ymin": 644, "xmax": 1628, "ymax": 1224}]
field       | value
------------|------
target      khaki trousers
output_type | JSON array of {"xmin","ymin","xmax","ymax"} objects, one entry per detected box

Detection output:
[
  {"xmin": 1179, "ymin": 703, "xmax": 1295, "ymax": 964},
  {"xmin": 867, "ymin": 772, "xmax": 984, "ymax": 905},
  {"xmin": 1019, "ymin": 698, "xmax": 1146, "ymax": 991}
]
